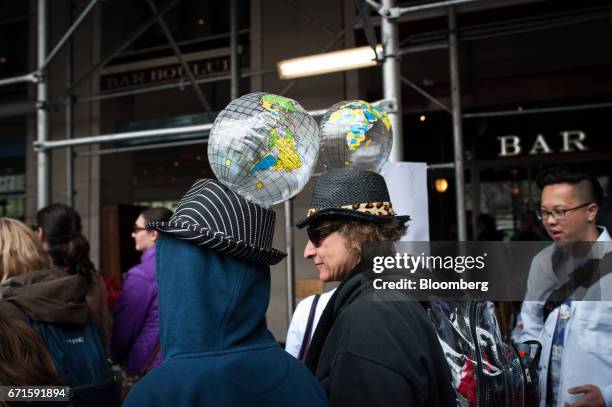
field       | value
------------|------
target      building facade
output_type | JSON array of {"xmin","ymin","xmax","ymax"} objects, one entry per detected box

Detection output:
[{"xmin": 1, "ymin": 0, "xmax": 611, "ymax": 338}]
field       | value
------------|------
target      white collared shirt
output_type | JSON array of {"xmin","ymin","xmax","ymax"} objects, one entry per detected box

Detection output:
[
  {"xmin": 520, "ymin": 227, "xmax": 612, "ymax": 407},
  {"xmin": 285, "ymin": 288, "xmax": 336, "ymax": 359}
]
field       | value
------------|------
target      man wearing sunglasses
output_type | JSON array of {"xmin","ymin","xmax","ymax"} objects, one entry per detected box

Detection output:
[
  {"xmin": 519, "ymin": 167, "xmax": 612, "ymax": 407},
  {"xmin": 297, "ymin": 169, "xmax": 455, "ymax": 407}
]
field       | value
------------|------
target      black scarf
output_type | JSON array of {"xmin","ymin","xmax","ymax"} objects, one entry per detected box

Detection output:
[{"xmin": 304, "ymin": 244, "xmax": 392, "ymax": 373}]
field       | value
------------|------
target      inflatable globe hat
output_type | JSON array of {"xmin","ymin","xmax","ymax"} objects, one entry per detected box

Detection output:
[
  {"xmin": 207, "ymin": 92, "xmax": 320, "ymax": 207},
  {"xmin": 316, "ymin": 100, "xmax": 392, "ymax": 174}
]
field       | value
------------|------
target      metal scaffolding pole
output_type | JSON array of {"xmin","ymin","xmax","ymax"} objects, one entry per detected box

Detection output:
[
  {"xmin": 146, "ymin": 0, "xmax": 212, "ymax": 113},
  {"xmin": 0, "ymin": 72, "xmax": 38, "ymax": 87},
  {"xmin": 400, "ymin": 75, "xmax": 452, "ymax": 113},
  {"xmin": 65, "ymin": 0, "xmax": 181, "ymax": 97},
  {"xmin": 34, "ymin": 124, "xmax": 214, "ymax": 152},
  {"xmin": 65, "ymin": 98, "xmax": 75, "ymax": 205},
  {"xmin": 398, "ymin": 0, "xmax": 479, "ymax": 14},
  {"xmin": 33, "ymin": 105, "xmax": 332, "ymax": 153},
  {"xmin": 284, "ymin": 199, "xmax": 295, "ymax": 319},
  {"xmin": 230, "ymin": 0, "xmax": 239, "ymax": 100},
  {"xmin": 39, "ymin": 0, "xmax": 100, "ymax": 72},
  {"xmin": 65, "ymin": 1, "xmax": 75, "ymax": 207},
  {"xmin": 463, "ymin": 101, "xmax": 612, "ymax": 118},
  {"xmin": 75, "ymin": 138, "xmax": 207, "ymax": 157},
  {"xmin": 381, "ymin": 0, "xmax": 403, "ymax": 161},
  {"xmin": 37, "ymin": 0, "xmax": 49, "ymax": 209},
  {"xmin": 121, "ymin": 28, "xmax": 249, "ymax": 59},
  {"xmin": 448, "ymin": 7, "xmax": 467, "ymax": 241}
]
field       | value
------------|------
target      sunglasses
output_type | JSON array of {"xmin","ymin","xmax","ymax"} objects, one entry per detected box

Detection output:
[
  {"xmin": 132, "ymin": 225, "xmax": 148, "ymax": 233},
  {"xmin": 306, "ymin": 224, "xmax": 342, "ymax": 247}
]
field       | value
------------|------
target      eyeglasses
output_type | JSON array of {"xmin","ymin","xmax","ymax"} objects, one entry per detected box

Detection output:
[
  {"xmin": 132, "ymin": 226, "xmax": 148, "ymax": 233},
  {"xmin": 306, "ymin": 224, "xmax": 342, "ymax": 247},
  {"xmin": 536, "ymin": 202, "xmax": 593, "ymax": 220}
]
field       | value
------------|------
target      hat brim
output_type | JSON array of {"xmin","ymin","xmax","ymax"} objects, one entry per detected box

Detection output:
[
  {"xmin": 148, "ymin": 221, "xmax": 287, "ymax": 266},
  {"xmin": 296, "ymin": 208, "xmax": 411, "ymax": 229}
]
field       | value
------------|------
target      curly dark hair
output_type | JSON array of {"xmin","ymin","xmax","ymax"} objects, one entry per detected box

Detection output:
[{"xmin": 315, "ymin": 219, "xmax": 407, "ymax": 257}]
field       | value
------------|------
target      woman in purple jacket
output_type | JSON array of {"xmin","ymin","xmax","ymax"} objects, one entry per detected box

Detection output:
[{"xmin": 111, "ymin": 207, "xmax": 172, "ymax": 376}]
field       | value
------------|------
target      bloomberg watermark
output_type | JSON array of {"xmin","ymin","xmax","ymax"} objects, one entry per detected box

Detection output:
[{"xmin": 364, "ymin": 241, "xmax": 612, "ymax": 301}]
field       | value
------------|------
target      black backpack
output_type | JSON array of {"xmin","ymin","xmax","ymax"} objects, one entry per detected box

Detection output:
[{"xmin": 29, "ymin": 317, "xmax": 121, "ymax": 407}]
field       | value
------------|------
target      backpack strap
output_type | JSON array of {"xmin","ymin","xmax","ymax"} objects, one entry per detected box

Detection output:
[
  {"xmin": 542, "ymin": 256, "xmax": 606, "ymax": 322},
  {"xmin": 298, "ymin": 294, "xmax": 321, "ymax": 362}
]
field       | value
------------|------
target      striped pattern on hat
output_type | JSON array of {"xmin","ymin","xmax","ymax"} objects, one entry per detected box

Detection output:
[{"xmin": 147, "ymin": 178, "xmax": 286, "ymax": 266}]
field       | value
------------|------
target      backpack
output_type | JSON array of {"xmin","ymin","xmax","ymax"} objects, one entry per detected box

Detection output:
[
  {"xmin": 29, "ymin": 317, "xmax": 121, "ymax": 407},
  {"xmin": 428, "ymin": 300, "xmax": 541, "ymax": 407}
]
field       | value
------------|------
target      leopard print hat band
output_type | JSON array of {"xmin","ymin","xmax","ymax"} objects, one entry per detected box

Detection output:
[{"xmin": 306, "ymin": 201, "xmax": 397, "ymax": 218}]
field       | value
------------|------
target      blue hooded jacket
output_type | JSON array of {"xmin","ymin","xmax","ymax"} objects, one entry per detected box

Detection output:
[{"xmin": 123, "ymin": 234, "xmax": 327, "ymax": 406}]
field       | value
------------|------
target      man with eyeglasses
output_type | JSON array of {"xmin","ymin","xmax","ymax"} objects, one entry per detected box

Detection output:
[{"xmin": 519, "ymin": 167, "xmax": 612, "ymax": 407}]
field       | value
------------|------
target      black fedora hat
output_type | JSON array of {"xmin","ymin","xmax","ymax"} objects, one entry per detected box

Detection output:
[
  {"xmin": 147, "ymin": 178, "xmax": 286, "ymax": 266},
  {"xmin": 296, "ymin": 169, "xmax": 411, "ymax": 228}
]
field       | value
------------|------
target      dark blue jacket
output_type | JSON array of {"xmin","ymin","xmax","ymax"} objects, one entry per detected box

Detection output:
[{"xmin": 123, "ymin": 234, "xmax": 327, "ymax": 407}]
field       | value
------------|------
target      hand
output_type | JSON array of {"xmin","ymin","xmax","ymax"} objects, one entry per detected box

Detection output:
[{"xmin": 564, "ymin": 385, "xmax": 605, "ymax": 407}]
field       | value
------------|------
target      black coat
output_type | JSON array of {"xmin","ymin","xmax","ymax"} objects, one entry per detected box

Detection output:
[{"xmin": 305, "ymin": 251, "xmax": 456, "ymax": 407}]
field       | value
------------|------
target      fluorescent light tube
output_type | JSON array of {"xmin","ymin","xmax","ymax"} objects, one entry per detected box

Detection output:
[{"xmin": 277, "ymin": 45, "xmax": 382, "ymax": 79}]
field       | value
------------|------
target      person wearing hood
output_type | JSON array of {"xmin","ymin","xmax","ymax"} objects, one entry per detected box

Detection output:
[
  {"xmin": 298, "ymin": 170, "xmax": 456, "ymax": 407},
  {"xmin": 123, "ymin": 178, "xmax": 327, "ymax": 407}
]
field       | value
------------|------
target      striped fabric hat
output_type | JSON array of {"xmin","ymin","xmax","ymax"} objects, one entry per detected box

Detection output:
[{"xmin": 147, "ymin": 178, "xmax": 286, "ymax": 266}]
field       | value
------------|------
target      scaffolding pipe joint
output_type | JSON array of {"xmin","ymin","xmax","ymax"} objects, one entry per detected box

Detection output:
[
  {"xmin": 376, "ymin": 98, "xmax": 397, "ymax": 113},
  {"xmin": 36, "ymin": 101, "xmax": 48, "ymax": 111},
  {"xmin": 33, "ymin": 141, "xmax": 45, "ymax": 153},
  {"xmin": 380, "ymin": 6, "xmax": 401, "ymax": 19},
  {"xmin": 33, "ymin": 71, "xmax": 44, "ymax": 84}
]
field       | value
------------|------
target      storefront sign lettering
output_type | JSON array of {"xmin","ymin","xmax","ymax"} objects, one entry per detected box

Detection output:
[
  {"xmin": 100, "ymin": 47, "xmax": 239, "ymax": 91},
  {"xmin": 497, "ymin": 130, "xmax": 588, "ymax": 157}
]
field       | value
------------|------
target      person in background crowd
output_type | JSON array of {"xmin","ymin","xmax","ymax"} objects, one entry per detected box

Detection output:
[
  {"xmin": 477, "ymin": 213, "xmax": 504, "ymax": 241},
  {"xmin": 122, "ymin": 179, "xmax": 327, "ymax": 407},
  {"xmin": 0, "ymin": 217, "xmax": 54, "ymax": 323},
  {"xmin": 111, "ymin": 207, "xmax": 172, "ymax": 380},
  {"xmin": 519, "ymin": 167, "xmax": 612, "ymax": 407},
  {"xmin": 0, "ymin": 311, "xmax": 62, "ymax": 387},
  {"xmin": 0, "ymin": 217, "xmax": 116, "ymax": 406},
  {"xmin": 511, "ymin": 210, "xmax": 546, "ymax": 241},
  {"xmin": 298, "ymin": 169, "xmax": 455, "ymax": 406},
  {"xmin": 36, "ymin": 204, "xmax": 111, "ymax": 345},
  {"xmin": 285, "ymin": 288, "xmax": 336, "ymax": 361}
]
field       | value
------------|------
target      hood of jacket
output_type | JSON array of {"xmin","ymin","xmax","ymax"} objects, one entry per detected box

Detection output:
[
  {"xmin": 156, "ymin": 233, "xmax": 275, "ymax": 358},
  {"xmin": 0, "ymin": 268, "xmax": 89, "ymax": 324}
]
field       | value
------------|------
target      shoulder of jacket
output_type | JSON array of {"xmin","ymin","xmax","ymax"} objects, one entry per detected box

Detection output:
[
  {"xmin": 0, "ymin": 300, "xmax": 27, "ymax": 321},
  {"xmin": 125, "ymin": 264, "xmax": 153, "ymax": 281},
  {"xmin": 336, "ymin": 291, "xmax": 423, "ymax": 330}
]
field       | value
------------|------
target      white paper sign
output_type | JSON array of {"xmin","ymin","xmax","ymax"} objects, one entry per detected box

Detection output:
[{"xmin": 382, "ymin": 161, "xmax": 429, "ymax": 241}]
